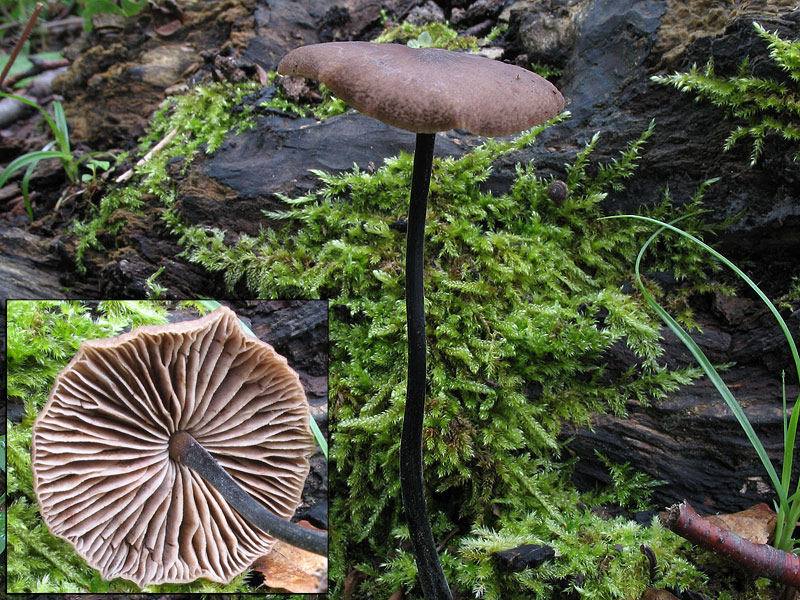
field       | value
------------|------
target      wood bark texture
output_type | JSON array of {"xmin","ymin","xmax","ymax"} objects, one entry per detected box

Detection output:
[{"xmin": 660, "ymin": 501, "xmax": 800, "ymax": 586}]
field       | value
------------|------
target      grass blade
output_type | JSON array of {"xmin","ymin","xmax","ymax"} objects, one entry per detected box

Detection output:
[
  {"xmin": 0, "ymin": 150, "xmax": 69, "ymax": 188},
  {"xmin": 52, "ymin": 101, "xmax": 71, "ymax": 153},
  {"xmin": 606, "ymin": 213, "xmax": 799, "ymax": 550}
]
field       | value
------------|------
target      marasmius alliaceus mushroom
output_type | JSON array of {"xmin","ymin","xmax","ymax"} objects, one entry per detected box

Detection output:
[
  {"xmin": 278, "ymin": 41, "xmax": 564, "ymax": 600},
  {"xmin": 31, "ymin": 305, "xmax": 327, "ymax": 588}
]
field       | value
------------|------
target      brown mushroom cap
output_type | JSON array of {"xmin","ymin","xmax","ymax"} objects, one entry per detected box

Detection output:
[
  {"xmin": 31, "ymin": 306, "xmax": 315, "ymax": 587},
  {"xmin": 277, "ymin": 41, "xmax": 565, "ymax": 137}
]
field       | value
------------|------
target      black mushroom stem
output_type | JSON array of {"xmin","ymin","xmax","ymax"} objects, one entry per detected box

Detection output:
[
  {"xmin": 169, "ymin": 430, "xmax": 328, "ymax": 557},
  {"xmin": 400, "ymin": 132, "xmax": 453, "ymax": 600}
]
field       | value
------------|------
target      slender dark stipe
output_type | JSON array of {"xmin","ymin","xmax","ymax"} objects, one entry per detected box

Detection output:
[
  {"xmin": 400, "ymin": 132, "xmax": 452, "ymax": 600},
  {"xmin": 172, "ymin": 430, "xmax": 328, "ymax": 556}
]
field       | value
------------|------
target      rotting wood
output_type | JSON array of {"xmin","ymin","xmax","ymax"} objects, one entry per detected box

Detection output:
[{"xmin": 563, "ymin": 294, "xmax": 800, "ymax": 515}]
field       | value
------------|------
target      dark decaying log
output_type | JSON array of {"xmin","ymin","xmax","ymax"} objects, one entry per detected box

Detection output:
[
  {"xmin": 660, "ymin": 501, "xmax": 800, "ymax": 586},
  {"xmin": 563, "ymin": 293, "xmax": 800, "ymax": 515}
]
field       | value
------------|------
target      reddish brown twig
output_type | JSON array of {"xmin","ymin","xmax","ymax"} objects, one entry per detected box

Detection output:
[
  {"xmin": 0, "ymin": 2, "xmax": 44, "ymax": 88},
  {"xmin": 660, "ymin": 501, "xmax": 800, "ymax": 586}
]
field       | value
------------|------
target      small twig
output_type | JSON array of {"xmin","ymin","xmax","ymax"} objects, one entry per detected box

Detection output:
[
  {"xmin": 0, "ymin": 2, "xmax": 44, "ymax": 88},
  {"xmin": 436, "ymin": 527, "xmax": 459, "ymax": 553},
  {"xmin": 39, "ymin": 15, "xmax": 84, "ymax": 30},
  {"xmin": 4, "ymin": 57, "xmax": 70, "ymax": 88},
  {"xmin": 116, "ymin": 126, "xmax": 179, "ymax": 183},
  {"xmin": 53, "ymin": 186, "xmax": 84, "ymax": 212},
  {"xmin": 660, "ymin": 501, "xmax": 800, "ymax": 586},
  {"xmin": 464, "ymin": 19, "xmax": 493, "ymax": 38},
  {"xmin": 0, "ymin": 15, "xmax": 83, "ymax": 33}
]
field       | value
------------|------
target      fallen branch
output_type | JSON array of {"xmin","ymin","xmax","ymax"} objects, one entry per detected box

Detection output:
[
  {"xmin": 0, "ymin": 2, "xmax": 43, "ymax": 88},
  {"xmin": 660, "ymin": 501, "xmax": 800, "ymax": 586}
]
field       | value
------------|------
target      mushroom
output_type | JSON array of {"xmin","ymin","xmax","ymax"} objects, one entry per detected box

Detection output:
[
  {"xmin": 278, "ymin": 42, "xmax": 564, "ymax": 599},
  {"xmin": 31, "ymin": 305, "xmax": 326, "ymax": 587}
]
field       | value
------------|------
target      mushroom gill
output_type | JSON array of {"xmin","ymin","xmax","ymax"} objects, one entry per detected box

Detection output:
[{"xmin": 31, "ymin": 305, "xmax": 316, "ymax": 587}]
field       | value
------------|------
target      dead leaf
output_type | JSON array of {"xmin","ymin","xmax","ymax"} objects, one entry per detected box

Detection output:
[
  {"xmin": 705, "ymin": 503, "xmax": 777, "ymax": 545},
  {"xmin": 253, "ymin": 520, "xmax": 328, "ymax": 593},
  {"xmin": 256, "ymin": 63, "xmax": 269, "ymax": 86},
  {"xmin": 149, "ymin": 0, "xmax": 184, "ymax": 37},
  {"xmin": 344, "ymin": 567, "xmax": 368, "ymax": 599},
  {"xmin": 155, "ymin": 19, "xmax": 182, "ymax": 37}
]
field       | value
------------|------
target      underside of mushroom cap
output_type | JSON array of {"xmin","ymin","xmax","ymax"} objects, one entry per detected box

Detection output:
[
  {"xmin": 277, "ymin": 41, "xmax": 565, "ymax": 137},
  {"xmin": 31, "ymin": 306, "xmax": 316, "ymax": 587}
]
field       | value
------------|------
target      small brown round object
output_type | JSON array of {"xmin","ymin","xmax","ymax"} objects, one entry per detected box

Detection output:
[
  {"xmin": 278, "ymin": 42, "xmax": 564, "ymax": 137},
  {"xmin": 547, "ymin": 179, "xmax": 569, "ymax": 203}
]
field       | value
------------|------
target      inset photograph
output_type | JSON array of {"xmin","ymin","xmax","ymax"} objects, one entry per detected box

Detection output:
[{"xmin": 5, "ymin": 299, "xmax": 328, "ymax": 594}]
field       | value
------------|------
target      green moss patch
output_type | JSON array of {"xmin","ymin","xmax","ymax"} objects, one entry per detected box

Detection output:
[
  {"xmin": 58, "ymin": 71, "xmax": 771, "ymax": 598},
  {"xmin": 172, "ymin": 115, "xmax": 736, "ymax": 597}
]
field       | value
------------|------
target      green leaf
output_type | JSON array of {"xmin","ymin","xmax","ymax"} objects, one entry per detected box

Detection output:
[
  {"xmin": 407, "ymin": 31, "xmax": 433, "ymax": 48},
  {"xmin": 52, "ymin": 102, "xmax": 71, "ymax": 156},
  {"xmin": 309, "ymin": 416, "xmax": 328, "ymax": 460},
  {"xmin": 0, "ymin": 501, "xmax": 5, "ymax": 555},
  {"xmin": 82, "ymin": 0, "xmax": 126, "ymax": 17},
  {"xmin": 0, "ymin": 52, "xmax": 65, "ymax": 88},
  {"xmin": 0, "ymin": 150, "xmax": 70, "ymax": 189},
  {"xmin": 81, "ymin": 0, "xmax": 125, "ymax": 31},
  {"xmin": 119, "ymin": 0, "xmax": 147, "ymax": 17}
]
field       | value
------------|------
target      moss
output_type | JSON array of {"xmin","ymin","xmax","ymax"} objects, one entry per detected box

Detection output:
[
  {"xmin": 456, "ymin": 488, "xmax": 704, "ymax": 599},
  {"xmin": 72, "ymin": 81, "xmax": 259, "ymax": 271},
  {"xmin": 373, "ymin": 21, "xmax": 480, "ymax": 51},
  {"xmin": 653, "ymin": 21, "xmax": 800, "ymax": 165},
  {"xmin": 169, "ymin": 114, "xmax": 739, "ymax": 597},
  {"xmin": 57, "ymin": 51, "xmax": 779, "ymax": 596}
]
